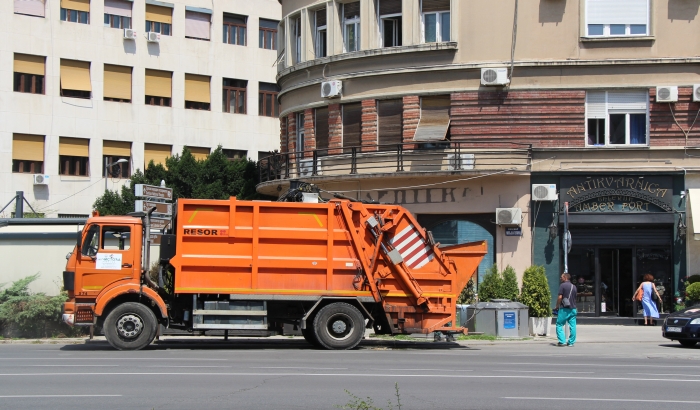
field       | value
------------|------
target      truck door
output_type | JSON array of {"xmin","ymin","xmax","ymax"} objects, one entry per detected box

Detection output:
[{"xmin": 75, "ymin": 224, "xmax": 137, "ymax": 296}]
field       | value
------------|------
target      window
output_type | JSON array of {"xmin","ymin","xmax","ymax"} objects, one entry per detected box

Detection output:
[
  {"xmin": 259, "ymin": 18, "xmax": 278, "ymax": 50},
  {"xmin": 81, "ymin": 225, "xmax": 100, "ymax": 256},
  {"xmin": 12, "ymin": 134, "xmax": 44, "ymax": 174},
  {"xmin": 60, "ymin": 0, "xmax": 89, "ymax": 24},
  {"xmin": 103, "ymin": 64, "xmax": 131, "ymax": 102},
  {"xmin": 102, "ymin": 226, "xmax": 131, "ymax": 251},
  {"xmin": 144, "ymin": 143, "xmax": 171, "ymax": 169},
  {"xmin": 223, "ymin": 13, "xmax": 246, "ymax": 45},
  {"xmin": 223, "ymin": 78, "xmax": 247, "ymax": 114},
  {"xmin": 145, "ymin": 69, "xmax": 172, "ymax": 106},
  {"xmin": 187, "ymin": 147, "xmax": 210, "ymax": 161},
  {"xmin": 414, "ymin": 95, "xmax": 450, "ymax": 142},
  {"xmin": 315, "ymin": 107, "xmax": 329, "ymax": 156},
  {"xmin": 342, "ymin": 103, "xmax": 362, "ymax": 152},
  {"xmin": 104, "ymin": 0, "xmax": 131, "ymax": 29},
  {"xmin": 422, "ymin": 0, "xmax": 450, "ymax": 43},
  {"xmin": 343, "ymin": 2, "xmax": 360, "ymax": 52},
  {"xmin": 377, "ymin": 99, "xmax": 403, "ymax": 149},
  {"xmin": 296, "ymin": 112, "xmax": 305, "ymax": 153},
  {"xmin": 14, "ymin": 0, "xmax": 45, "ymax": 18},
  {"xmin": 379, "ymin": 0, "xmax": 402, "ymax": 47},
  {"xmin": 185, "ymin": 74, "xmax": 211, "ymax": 110},
  {"xmin": 13, "ymin": 53, "xmax": 45, "ymax": 94},
  {"xmin": 586, "ymin": 0, "xmax": 649, "ymax": 37},
  {"xmin": 60, "ymin": 59, "xmax": 91, "ymax": 99},
  {"xmin": 292, "ymin": 16, "xmax": 302, "ymax": 63},
  {"xmin": 314, "ymin": 9, "xmax": 327, "ymax": 58},
  {"xmin": 223, "ymin": 149, "xmax": 247, "ymax": 161},
  {"xmin": 59, "ymin": 137, "xmax": 90, "ymax": 176},
  {"xmin": 145, "ymin": 3, "xmax": 172, "ymax": 36},
  {"xmin": 585, "ymin": 90, "xmax": 648, "ymax": 146},
  {"xmin": 103, "ymin": 140, "xmax": 131, "ymax": 178},
  {"xmin": 258, "ymin": 82, "xmax": 279, "ymax": 117},
  {"xmin": 185, "ymin": 9, "xmax": 211, "ymax": 40}
]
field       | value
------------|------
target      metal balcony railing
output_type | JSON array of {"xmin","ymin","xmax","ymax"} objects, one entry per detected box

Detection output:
[{"xmin": 259, "ymin": 141, "xmax": 532, "ymax": 183}]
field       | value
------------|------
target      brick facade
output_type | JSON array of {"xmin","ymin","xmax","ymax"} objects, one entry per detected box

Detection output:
[
  {"xmin": 280, "ymin": 116, "xmax": 287, "ymax": 153},
  {"xmin": 286, "ymin": 113, "xmax": 296, "ymax": 156},
  {"xmin": 361, "ymin": 99, "xmax": 378, "ymax": 152},
  {"xmin": 328, "ymin": 103, "xmax": 342, "ymax": 155},
  {"xmin": 303, "ymin": 108, "xmax": 316, "ymax": 157},
  {"xmin": 650, "ymin": 87, "xmax": 700, "ymax": 147},
  {"xmin": 402, "ymin": 96, "xmax": 419, "ymax": 149}
]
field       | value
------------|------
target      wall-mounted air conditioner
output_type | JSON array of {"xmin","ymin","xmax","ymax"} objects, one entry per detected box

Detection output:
[
  {"xmin": 147, "ymin": 32, "xmax": 161, "ymax": 43},
  {"xmin": 321, "ymin": 80, "xmax": 342, "ymax": 98},
  {"xmin": 531, "ymin": 184, "xmax": 558, "ymax": 201},
  {"xmin": 656, "ymin": 86, "xmax": 678, "ymax": 103},
  {"xmin": 693, "ymin": 84, "xmax": 700, "ymax": 103},
  {"xmin": 495, "ymin": 208, "xmax": 522, "ymax": 226},
  {"xmin": 481, "ymin": 68, "xmax": 510, "ymax": 86},
  {"xmin": 33, "ymin": 174, "xmax": 49, "ymax": 185},
  {"xmin": 124, "ymin": 28, "xmax": 137, "ymax": 40}
]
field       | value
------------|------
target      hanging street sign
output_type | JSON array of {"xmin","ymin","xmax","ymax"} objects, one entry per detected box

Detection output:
[
  {"xmin": 135, "ymin": 200, "xmax": 172, "ymax": 215},
  {"xmin": 135, "ymin": 184, "xmax": 173, "ymax": 201},
  {"xmin": 149, "ymin": 233, "xmax": 162, "ymax": 245},
  {"xmin": 150, "ymin": 217, "xmax": 171, "ymax": 230}
]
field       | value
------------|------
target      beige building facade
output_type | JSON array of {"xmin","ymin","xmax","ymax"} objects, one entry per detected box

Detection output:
[{"xmin": 261, "ymin": 0, "xmax": 700, "ymax": 316}]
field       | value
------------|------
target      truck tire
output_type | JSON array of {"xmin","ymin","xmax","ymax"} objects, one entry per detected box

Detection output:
[
  {"xmin": 103, "ymin": 302, "xmax": 158, "ymax": 351},
  {"xmin": 312, "ymin": 303, "xmax": 365, "ymax": 350}
]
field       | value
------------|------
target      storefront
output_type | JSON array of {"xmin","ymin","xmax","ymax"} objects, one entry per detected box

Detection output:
[{"xmin": 532, "ymin": 174, "xmax": 686, "ymax": 317}]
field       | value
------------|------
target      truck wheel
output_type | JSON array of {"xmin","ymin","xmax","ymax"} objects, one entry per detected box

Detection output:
[
  {"xmin": 312, "ymin": 303, "xmax": 365, "ymax": 350},
  {"xmin": 103, "ymin": 302, "xmax": 158, "ymax": 351},
  {"xmin": 679, "ymin": 340, "xmax": 697, "ymax": 347}
]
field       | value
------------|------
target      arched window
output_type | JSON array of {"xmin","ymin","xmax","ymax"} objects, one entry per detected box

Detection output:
[{"xmin": 430, "ymin": 219, "xmax": 494, "ymax": 282}]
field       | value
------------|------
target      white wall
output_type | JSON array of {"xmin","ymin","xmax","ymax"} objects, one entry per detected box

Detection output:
[{"xmin": 1, "ymin": 0, "xmax": 282, "ymax": 217}]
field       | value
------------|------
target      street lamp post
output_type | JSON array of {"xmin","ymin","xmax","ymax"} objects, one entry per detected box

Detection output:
[{"xmin": 104, "ymin": 158, "xmax": 128, "ymax": 191}]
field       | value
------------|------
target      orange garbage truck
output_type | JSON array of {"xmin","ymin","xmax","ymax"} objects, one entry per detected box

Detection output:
[{"xmin": 62, "ymin": 196, "xmax": 486, "ymax": 350}]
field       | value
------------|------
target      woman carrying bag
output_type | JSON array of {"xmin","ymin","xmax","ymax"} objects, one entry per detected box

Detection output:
[{"xmin": 634, "ymin": 274, "xmax": 662, "ymax": 325}]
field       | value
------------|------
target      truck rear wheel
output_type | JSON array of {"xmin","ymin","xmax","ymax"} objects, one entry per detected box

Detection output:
[
  {"xmin": 103, "ymin": 302, "xmax": 158, "ymax": 351},
  {"xmin": 312, "ymin": 303, "xmax": 365, "ymax": 350}
]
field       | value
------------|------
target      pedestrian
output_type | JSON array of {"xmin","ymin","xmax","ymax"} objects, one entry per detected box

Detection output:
[
  {"xmin": 634, "ymin": 274, "xmax": 661, "ymax": 325},
  {"xmin": 555, "ymin": 273, "xmax": 577, "ymax": 347}
]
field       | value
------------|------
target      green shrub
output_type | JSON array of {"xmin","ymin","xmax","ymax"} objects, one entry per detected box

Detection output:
[
  {"xmin": 477, "ymin": 264, "xmax": 503, "ymax": 301},
  {"xmin": 687, "ymin": 282, "xmax": 700, "ymax": 306},
  {"xmin": 688, "ymin": 275, "xmax": 700, "ymax": 285},
  {"xmin": 502, "ymin": 265, "xmax": 520, "ymax": 302},
  {"xmin": 520, "ymin": 265, "xmax": 552, "ymax": 318},
  {"xmin": 457, "ymin": 278, "xmax": 476, "ymax": 305}
]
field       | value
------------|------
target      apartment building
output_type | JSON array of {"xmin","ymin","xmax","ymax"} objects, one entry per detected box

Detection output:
[
  {"xmin": 2, "ymin": 0, "xmax": 282, "ymax": 218},
  {"xmin": 259, "ymin": 0, "xmax": 700, "ymax": 317}
]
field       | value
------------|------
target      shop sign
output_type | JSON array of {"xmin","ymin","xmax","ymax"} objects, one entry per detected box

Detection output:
[{"xmin": 560, "ymin": 176, "xmax": 673, "ymax": 213}]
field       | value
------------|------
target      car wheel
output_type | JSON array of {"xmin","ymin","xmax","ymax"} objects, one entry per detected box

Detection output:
[
  {"xmin": 679, "ymin": 340, "xmax": 697, "ymax": 348},
  {"xmin": 103, "ymin": 302, "xmax": 158, "ymax": 351},
  {"xmin": 312, "ymin": 302, "xmax": 365, "ymax": 350}
]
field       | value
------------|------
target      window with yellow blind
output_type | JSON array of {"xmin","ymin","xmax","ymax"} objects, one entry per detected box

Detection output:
[
  {"xmin": 59, "ymin": 137, "xmax": 90, "ymax": 176},
  {"xmin": 104, "ymin": 64, "xmax": 132, "ymax": 103},
  {"xmin": 186, "ymin": 146, "xmax": 210, "ymax": 161},
  {"xmin": 144, "ymin": 143, "xmax": 172, "ymax": 169},
  {"xmin": 12, "ymin": 134, "xmax": 45, "ymax": 174},
  {"xmin": 185, "ymin": 74, "xmax": 211, "ymax": 110},
  {"xmin": 60, "ymin": 59, "xmax": 91, "ymax": 99},
  {"xmin": 60, "ymin": 0, "xmax": 89, "ymax": 24},
  {"xmin": 103, "ymin": 140, "xmax": 131, "ymax": 178},
  {"xmin": 145, "ymin": 69, "xmax": 172, "ymax": 106},
  {"xmin": 14, "ymin": 53, "xmax": 45, "ymax": 95},
  {"xmin": 145, "ymin": 2, "xmax": 173, "ymax": 36}
]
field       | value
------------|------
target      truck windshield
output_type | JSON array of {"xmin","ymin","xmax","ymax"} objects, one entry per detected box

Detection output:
[{"xmin": 81, "ymin": 225, "xmax": 100, "ymax": 257}]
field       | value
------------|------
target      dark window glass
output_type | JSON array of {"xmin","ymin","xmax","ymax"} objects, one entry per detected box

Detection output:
[
  {"xmin": 588, "ymin": 24, "xmax": 604, "ymax": 36},
  {"xmin": 587, "ymin": 118, "xmax": 605, "ymax": 146},
  {"xmin": 103, "ymin": 156, "xmax": 130, "ymax": 178},
  {"xmin": 609, "ymin": 114, "xmax": 626, "ymax": 145},
  {"xmin": 12, "ymin": 160, "xmax": 43, "ymax": 174},
  {"xmin": 223, "ymin": 79, "xmax": 247, "ymax": 114},
  {"xmin": 13, "ymin": 73, "xmax": 45, "ymax": 94},
  {"xmin": 610, "ymin": 24, "xmax": 625, "ymax": 35},
  {"xmin": 630, "ymin": 24, "xmax": 647, "ymax": 35},
  {"xmin": 145, "ymin": 96, "xmax": 171, "ymax": 106},
  {"xmin": 59, "ymin": 155, "xmax": 89, "ymax": 176},
  {"xmin": 630, "ymin": 114, "xmax": 646, "ymax": 144}
]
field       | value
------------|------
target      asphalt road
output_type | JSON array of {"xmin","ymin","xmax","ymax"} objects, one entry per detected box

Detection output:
[{"xmin": 1, "ymin": 336, "xmax": 699, "ymax": 410}]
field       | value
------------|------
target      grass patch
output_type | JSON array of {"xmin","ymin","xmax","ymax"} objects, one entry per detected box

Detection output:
[{"xmin": 457, "ymin": 334, "xmax": 497, "ymax": 341}]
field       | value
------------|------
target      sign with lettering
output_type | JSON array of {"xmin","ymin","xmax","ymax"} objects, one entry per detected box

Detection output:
[
  {"xmin": 560, "ymin": 176, "xmax": 673, "ymax": 213},
  {"xmin": 505, "ymin": 227, "xmax": 522, "ymax": 236},
  {"xmin": 135, "ymin": 200, "xmax": 172, "ymax": 215},
  {"xmin": 150, "ymin": 217, "xmax": 171, "ymax": 230},
  {"xmin": 95, "ymin": 253, "xmax": 122, "ymax": 270},
  {"xmin": 135, "ymin": 184, "xmax": 173, "ymax": 201}
]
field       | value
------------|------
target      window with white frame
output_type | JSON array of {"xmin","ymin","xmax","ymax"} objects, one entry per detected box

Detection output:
[
  {"xmin": 315, "ymin": 8, "xmax": 327, "ymax": 58},
  {"xmin": 379, "ymin": 0, "xmax": 402, "ymax": 47},
  {"xmin": 343, "ymin": 2, "xmax": 360, "ymax": 52},
  {"xmin": 422, "ymin": 0, "xmax": 450, "ymax": 43},
  {"xmin": 293, "ymin": 16, "xmax": 302, "ymax": 63},
  {"xmin": 585, "ymin": 0, "xmax": 649, "ymax": 37},
  {"xmin": 586, "ymin": 90, "xmax": 649, "ymax": 146}
]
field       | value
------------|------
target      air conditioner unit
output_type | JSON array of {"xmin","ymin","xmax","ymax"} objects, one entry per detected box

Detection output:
[
  {"xmin": 123, "ymin": 28, "xmax": 137, "ymax": 40},
  {"xmin": 495, "ymin": 208, "xmax": 522, "ymax": 227},
  {"xmin": 532, "ymin": 184, "xmax": 558, "ymax": 201},
  {"xmin": 656, "ymin": 86, "xmax": 678, "ymax": 103},
  {"xmin": 321, "ymin": 80, "xmax": 342, "ymax": 98},
  {"xmin": 693, "ymin": 84, "xmax": 700, "ymax": 102},
  {"xmin": 298, "ymin": 158, "xmax": 322, "ymax": 177},
  {"xmin": 147, "ymin": 32, "xmax": 161, "ymax": 43},
  {"xmin": 446, "ymin": 153, "xmax": 475, "ymax": 171},
  {"xmin": 481, "ymin": 67, "xmax": 510, "ymax": 86},
  {"xmin": 33, "ymin": 174, "xmax": 49, "ymax": 185}
]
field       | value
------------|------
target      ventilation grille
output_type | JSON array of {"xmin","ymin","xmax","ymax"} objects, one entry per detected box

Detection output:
[
  {"xmin": 482, "ymin": 69, "xmax": 497, "ymax": 83},
  {"xmin": 533, "ymin": 185, "xmax": 549, "ymax": 200},
  {"xmin": 322, "ymin": 83, "xmax": 331, "ymax": 96},
  {"xmin": 497, "ymin": 209, "xmax": 514, "ymax": 225},
  {"xmin": 658, "ymin": 88, "xmax": 670, "ymax": 100}
]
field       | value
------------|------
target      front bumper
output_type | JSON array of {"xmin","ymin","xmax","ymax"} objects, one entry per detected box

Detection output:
[{"xmin": 662, "ymin": 323, "xmax": 700, "ymax": 341}]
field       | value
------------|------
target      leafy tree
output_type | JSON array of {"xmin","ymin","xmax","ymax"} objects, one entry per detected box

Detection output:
[
  {"xmin": 93, "ymin": 146, "xmax": 265, "ymax": 215},
  {"xmin": 520, "ymin": 265, "xmax": 552, "ymax": 317},
  {"xmin": 501, "ymin": 265, "xmax": 520, "ymax": 302},
  {"xmin": 478, "ymin": 264, "xmax": 504, "ymax": 302},
  {"xmin": 457, "ymin": 278, "xmax": 476, "ymax": 305}
]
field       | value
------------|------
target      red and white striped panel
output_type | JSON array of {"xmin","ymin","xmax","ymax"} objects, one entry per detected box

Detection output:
[{"xmin": 391, "ymin": 224, "xmax": 434, "ymax": 269}]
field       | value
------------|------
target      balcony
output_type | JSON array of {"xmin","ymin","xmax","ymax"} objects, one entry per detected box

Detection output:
[{"xmin": 258, "ymin": 141, "xmax": 532, "ymax": 188}]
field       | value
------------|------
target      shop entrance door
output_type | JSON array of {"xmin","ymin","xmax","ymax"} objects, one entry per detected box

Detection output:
[{"xmin": 598, "ymin": 249, "xmax": 634, "ymax": 317}]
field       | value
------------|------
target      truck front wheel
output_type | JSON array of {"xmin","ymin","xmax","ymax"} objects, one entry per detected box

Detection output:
[
  {"xmin": 313, "ymin": 303, "xmax": 365, "ymax": 350},
  {"xmin": 103, "ymin": 302, "xmax": 158, "ymax": 351}
]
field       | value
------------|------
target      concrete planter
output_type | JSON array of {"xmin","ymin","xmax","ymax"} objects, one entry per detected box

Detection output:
[{"xmin": 529, "ymin": 317, "xmax": 551, "ymax": 336}]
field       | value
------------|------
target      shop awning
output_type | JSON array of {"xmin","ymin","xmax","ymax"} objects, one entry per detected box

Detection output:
[{"xmin": 688, "ymin": 189, "xmax": 700, "ymax": 241}]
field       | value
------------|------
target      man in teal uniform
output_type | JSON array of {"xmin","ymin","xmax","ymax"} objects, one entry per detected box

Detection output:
[{"xmin": 555, "ymin": 273, "xmax": 577, "ymax": 346}]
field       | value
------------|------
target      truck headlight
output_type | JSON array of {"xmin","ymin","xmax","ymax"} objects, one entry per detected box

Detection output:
[{"xmin": 691, "ymin": 318, "xmax": 700, "ymax": 325}]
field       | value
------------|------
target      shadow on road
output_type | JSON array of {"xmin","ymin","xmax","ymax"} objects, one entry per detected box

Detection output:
[{"xmin": 657, "ymin": 343, "xmax": 700, "ymax": 349}]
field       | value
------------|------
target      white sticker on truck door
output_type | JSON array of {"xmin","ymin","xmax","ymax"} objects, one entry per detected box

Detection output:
[{"xmin": 95, "ymin": 253, "xmax": 123, "ymax": 270}]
